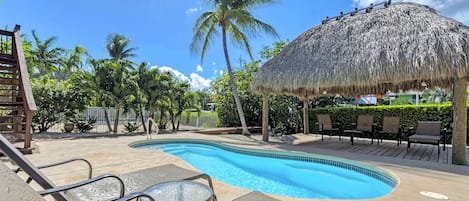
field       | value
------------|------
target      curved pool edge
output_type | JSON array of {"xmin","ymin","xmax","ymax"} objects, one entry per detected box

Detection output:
[{"xmin": 130, "ymin": 138, "xmax": 399, "ymax": 195}]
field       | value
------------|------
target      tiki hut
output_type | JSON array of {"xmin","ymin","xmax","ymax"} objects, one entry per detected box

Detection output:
[{"xmin": 251, "ymin": 2, "xmax": 469, "ymax": 165}]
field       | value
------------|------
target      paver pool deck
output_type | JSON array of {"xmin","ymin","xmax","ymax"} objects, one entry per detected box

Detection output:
[{"xmin": 15, "ymin": 132, "xmax": 469, "ymax": 201}]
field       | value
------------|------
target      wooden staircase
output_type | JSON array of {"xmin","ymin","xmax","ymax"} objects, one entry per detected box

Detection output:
[{"xmin": 0, "ymin": 25, "xmax": 37, "ymax": 153}]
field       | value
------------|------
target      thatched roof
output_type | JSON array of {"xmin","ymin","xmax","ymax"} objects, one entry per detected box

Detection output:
[{"xmin": 251, "ymin": 2, "xmax": 469, "ymax": 97}]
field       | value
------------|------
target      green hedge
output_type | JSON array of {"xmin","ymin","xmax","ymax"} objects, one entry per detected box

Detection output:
[{"xmin": 308, "ymin": 104, "xmax": 458, "ymax": 142}]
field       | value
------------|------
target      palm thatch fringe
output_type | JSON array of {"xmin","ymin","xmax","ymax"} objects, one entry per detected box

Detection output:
[{"xmin": 251, "ymin": 2, "xmax": 469, "ymax": 97}]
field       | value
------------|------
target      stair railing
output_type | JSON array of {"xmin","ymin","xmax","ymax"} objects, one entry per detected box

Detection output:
[{"xmin": 12, "ymin": 25, "xmax": 37, "ymax": 149}]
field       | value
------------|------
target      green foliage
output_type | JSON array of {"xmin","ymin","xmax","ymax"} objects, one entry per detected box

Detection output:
[
  {"xmin": 391, "ymin": 96, "xmax": 413, "ymax": 105},
  {"xmin": 308, "ymin": 104, "xmax": 455, "ymax": 142},
  {"xmin": 212, "ymin": 61, "xmax": 262, "ymax": 127},
  {"xmin": 71, "ymin": 116, "xmax": 97, "ymax": 133},
  {"xmin": 32, "ymin": 78, "xmax": 91, "ymax": 132},
  {"xmin": 124, "ymin": 122, "xmax": 140, "ymax": 132},
  {"xmin": 182, "ymin": 111, "xmax": 219, "ymax": 128}
]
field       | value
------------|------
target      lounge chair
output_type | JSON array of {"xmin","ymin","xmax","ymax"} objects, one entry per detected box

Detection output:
[
  {"xmin": 378, "ymin": 117, "xmax": 401, "ymax": 146},
  {"xmin": 316, "ymin": 114, "xmax": 342, "ymax": 141},
  {"xmin": 343, "ymin": 114, "xmax": 376, "ymax": 145},
  {"xmin": 232, "ymin": 191, "xmax": 280, "ymax": 201},
  {"xmin": 407, "ymin": 121, "xmax": 446, "ymax": 155},
  {"xmin": 0, "ymin": 154, "xmax": 154, "ymax": 201},
  {"xmin": 0, "ymin": 134, "xmax": 215, "ymax": 201}
]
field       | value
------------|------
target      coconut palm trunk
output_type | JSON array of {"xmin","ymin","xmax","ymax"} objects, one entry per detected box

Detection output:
[
  {"xmin": 222, "ymin": 26, "xmax": 250, "ymax": 135},
  {"xmin": 113, "ymin": 107, "xmax": 120, "ymax": 133},
  {"xmin": 452, "ymin": 77, "xmax": 468, "ymax": 165},
  {"xmin": 140, "ymin": 107, "xmax": 147, "ymax": 132},
  {"xmin": 103, "ymin": 108, "xmax": 112, "ymax": 132}
]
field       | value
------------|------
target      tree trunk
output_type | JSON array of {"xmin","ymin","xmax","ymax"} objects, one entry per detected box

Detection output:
[
  {"xmin": 113, "ymin": 107, "xmax": 120, "ymax": 133},
  {"xmin": 140, "ymin": 107, "xmax": 147, "ymax": 132},
  {"xmin": 303, "ymin": 98, "xmax": 309, "ymax": 134},
  {"xmin": 103, "ymin": 108, "xmax": 112, "ymax": 132},
  {"xmin": 262, "ymin": 94, "xmax": 269, "ymax": 142},
  {"xmin": 221, "ymin": 26, "xmax": 250, "ymax": 135},
  {"xmin": 452, "ymin": 77, "xmax": 468, "ymax": 165}
]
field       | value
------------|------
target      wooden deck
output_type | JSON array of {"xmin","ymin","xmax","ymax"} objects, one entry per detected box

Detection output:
[{"xmin": 291, "ymin": 135, "xmax": 469, "ymax": 164}]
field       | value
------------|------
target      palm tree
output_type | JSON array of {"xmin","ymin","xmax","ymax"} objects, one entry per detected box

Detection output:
[
  {"xmin": 105, "ymin": 33, "xmax": 136, "ymax": 132},
  {"xmin": 30, "ymin": 30, "xmax": 65, "ymax": 77},
  {"xmin": 57, "ymin": 45, "xmax": 89, "ymax": 80},
  {"xmin": 191, "ymin": 0, "xmax": 279, "ymax": 135}
]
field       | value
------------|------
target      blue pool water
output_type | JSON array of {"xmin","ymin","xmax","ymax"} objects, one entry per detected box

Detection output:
[{"xmin": 137, "ymin": 142, "xmax": 394, "ymax": 199}]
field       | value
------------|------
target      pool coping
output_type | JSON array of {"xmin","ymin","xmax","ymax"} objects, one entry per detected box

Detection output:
[{"xmin": 130, "ymin": 138, "xmax": 399, "ymax": 189}]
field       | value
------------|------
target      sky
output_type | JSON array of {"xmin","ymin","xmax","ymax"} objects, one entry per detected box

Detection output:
[{"xmin": 1, "ymin": 0, "xmax": 468, "ymax": 90}]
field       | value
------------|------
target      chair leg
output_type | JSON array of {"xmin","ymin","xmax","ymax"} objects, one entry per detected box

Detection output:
[
  {"xmin": 351, "ymin": 134, "xmax": 354, "ymax": 145},
  {"xmin": 437, "ymin": 144, "xmax": 440, "ymax": 155},
  {"xmin": 407, "ymin": 141, "xmax": 410, "ymax": 152},
  {"xmin": 321, "ymin": 133, "xmax": 324, "ymax": 141}
]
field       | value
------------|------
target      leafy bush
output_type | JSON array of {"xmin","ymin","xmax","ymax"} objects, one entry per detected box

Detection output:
[
  {"xmin": 308, "ymin": 104, "xmax": 456, "ymax": 142},
  {"xmin": 124, "ymin": 122, "xmax": 140, "ymax": 132},
  {"xmin": 71, "ymin": 116, "xmax": 97, "ymax": 133},
  {"xmin": 32, "ymin": 78, "xmax": 91, "ymax": 132}
]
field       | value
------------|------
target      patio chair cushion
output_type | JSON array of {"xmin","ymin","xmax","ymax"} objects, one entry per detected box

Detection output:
[
  {"xmin": 232, "ymin": 191, "xmax": 280, "ymax": 201},
  {"xmin": 0, "ymin": 162, "xmax": 46, "ymax": 201},
  {"xmin": 408, "ymin": 135, "xmax": 441, "ymax": 144}
]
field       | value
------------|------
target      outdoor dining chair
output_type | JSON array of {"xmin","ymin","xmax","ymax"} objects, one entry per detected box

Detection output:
[
  {"xmin": 343, "ymin": 114, "xmax": 376, "ymax": 145},
  {"xmin": 407, "ymin": 121, "xmax": 446, "ymax": 155},
  {"xmin": 0, "ymin": 134, "xmax": 215, "ymax": 201},
  {"xmin": 378, "ymin": 116, "xmax": 401, "ymax": 146},
  {"xmin": 316, "ymin": 114, "xmax": 342, "ymax": 141}
]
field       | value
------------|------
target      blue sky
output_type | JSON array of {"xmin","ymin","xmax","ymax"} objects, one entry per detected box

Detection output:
[{"xmin": 1, "ymin": 0, "xmax": 468, "ymax": 90}]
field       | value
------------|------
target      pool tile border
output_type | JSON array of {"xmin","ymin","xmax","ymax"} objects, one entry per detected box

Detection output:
[{"xmin": 130, "ymin": 139, "xmax": 398, "ymax": 188}]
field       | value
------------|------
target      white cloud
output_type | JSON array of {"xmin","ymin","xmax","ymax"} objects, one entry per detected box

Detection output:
[
  {"xmin": 196, "ymin": 65, "xmax": 203, "ymax": 72},
  {"xmin": 219, "ymin": 70, "xmax": 225, "ymax": 76},
  {"xmin": 186, "ymin": 7, "xmax": 201, "ymax": 14},
  {"xmin": 157, "ymin": 66, "xmax": 190, "ymax": 82},
  {"xmin": 190, "ymin": 73, "xmax": 212, "ymax": 90},
  {"xmin": 154, "ymin": 65, "xmax": 211, "ymax": 90},
  {"xmin": 352, "ymin": 0, "xmax": 469, "ymax": 24},
  {"xmin": 212, "ymin": 61, "xmax": 217, "ymax": 65}
]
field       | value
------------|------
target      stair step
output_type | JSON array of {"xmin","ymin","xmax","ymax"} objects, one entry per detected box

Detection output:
[
  {"xmin": 0, "ymin": 78, "xmax": 19, "ymax": 85},
  {"xmin": 0, "ymin": 65, "xmax": 16, "ymax": 71},
  {"xmin": 0, "ymin": 102, "xmax": 23, "ymax": 106},
  {"xmin": 0, "ymin": 122, "xmax": 26, "ymax": 126},
  {"xmin": 0, "ymin": 54, "xmax": 16, "ymax": 63}
]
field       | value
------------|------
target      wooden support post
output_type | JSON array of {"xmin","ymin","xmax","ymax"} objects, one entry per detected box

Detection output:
[
  {"xmin": 24, "ymin": 110, "xmax": 32, "ymax": 149},
  {"xmin": 303, "ymin": 98, "xmax": 309, "ymax": 134},
  {"xmin": 452, "ymin": 77, "xmax": 468, "ymax": 165},
  {"xmin": 262, "ymin": 94, "xmax": 269, "ymax": 142}
]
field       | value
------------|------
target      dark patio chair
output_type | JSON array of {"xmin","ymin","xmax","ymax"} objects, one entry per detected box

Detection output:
[
  {"xmin": 0, "ymin": 161, "xmax": 155, "ymax": 201},
  {"xmin": 316, "ymin": 114, "xmax": 342, "ymax": 141},
  {"xmin": 378, "ymin": 116, "xmax": 401, "ymax": 146},
  {"xmin": 343, "ymin": 114, "xmax": 376, "ymax": 145},
  {"xmin": 0, "ymin": 134, "xmax": 215, "ymax": 201},
  {"xmin": 407, "ymin": 121, "xmax": 446, "ymax": 155}
]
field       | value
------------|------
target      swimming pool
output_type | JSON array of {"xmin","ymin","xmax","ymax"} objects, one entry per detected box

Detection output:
[{"xmin": 132, "ymin": 139, "xmax": 396, "ymax": 199}]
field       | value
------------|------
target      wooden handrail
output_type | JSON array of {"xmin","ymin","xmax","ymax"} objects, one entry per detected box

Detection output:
[
  {"xmin": 0, "ymin": 30, "xmax": 14, "ymax": 36},
  {"xmin": 13, "ymin": 25, "xmax": 37, "ymax": 111}
]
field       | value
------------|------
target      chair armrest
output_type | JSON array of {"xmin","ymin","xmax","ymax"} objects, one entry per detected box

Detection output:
[
  {"xmin": 38, "ymin": 174, "xmax": 125, "ymax": 199},
  {"xmin": 15, "ymin": 158, "xmax": 93, "ymax": 184},
  {"xmin": 441, "ymin": 128, "xmax": 447, "ymax": 141},
  {"xmin": 115, "ymin": 192, "xmax": 155, "ymax": 201}
]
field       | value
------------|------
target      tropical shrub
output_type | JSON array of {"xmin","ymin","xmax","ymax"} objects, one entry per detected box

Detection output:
[
  {"xmin": 71, "ymin": 116, "xmax": 97, "ymax": 133},
  {"xmin": 32, "ymin": 78, "xmax": 91, "ymax": 132},
  {"xmin": 124, "ymin": 122, "xmax": 140, "ymax": 132}
]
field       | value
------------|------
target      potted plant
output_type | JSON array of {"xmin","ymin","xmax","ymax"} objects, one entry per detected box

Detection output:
[{"xmin": 63, "ymin": 114, "xmax": 75, "ymax": 133}]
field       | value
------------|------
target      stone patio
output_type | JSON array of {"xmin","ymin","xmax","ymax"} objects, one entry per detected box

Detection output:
[{"xmin": 7, "ymin": 132, "xmax": 469, "ymax": 201}]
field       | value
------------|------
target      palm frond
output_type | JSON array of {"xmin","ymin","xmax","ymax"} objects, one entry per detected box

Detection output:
[{"xmin": 226, "ymin": 21, "xmax": 253, "ymax": 60}]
